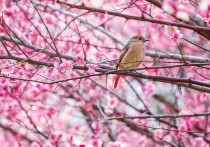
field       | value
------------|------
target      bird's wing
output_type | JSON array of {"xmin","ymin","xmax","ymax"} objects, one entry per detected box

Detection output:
[{"xmin": 116, "ymin": 43, "xmax": 130, "ymax": 69}]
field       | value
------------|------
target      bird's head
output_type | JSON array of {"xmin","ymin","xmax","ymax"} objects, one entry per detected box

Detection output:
[{"xmin": 131, "ymin": 35, "xmax": 149, "ymax": 42}]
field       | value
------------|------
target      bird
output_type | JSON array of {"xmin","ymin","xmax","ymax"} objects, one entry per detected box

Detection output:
[{"xmin": 113, "ymin": 35, "xmax": 148, "ymax": 89}]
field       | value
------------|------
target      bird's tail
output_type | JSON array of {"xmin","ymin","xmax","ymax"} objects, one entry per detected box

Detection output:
[{"xmin": 113, "ymin": 75, "xmax": 121, "ymax": 90}]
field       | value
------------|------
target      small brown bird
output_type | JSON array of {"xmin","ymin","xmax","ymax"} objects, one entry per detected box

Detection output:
[{"xmin": 113, "ymin": 35, "xmax": 148, "ymax": 89}]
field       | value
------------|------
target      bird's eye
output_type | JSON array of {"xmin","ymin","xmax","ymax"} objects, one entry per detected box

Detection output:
[{"xmin": 139, "ymin": 37, "xmax": 142, "ymax": 40}]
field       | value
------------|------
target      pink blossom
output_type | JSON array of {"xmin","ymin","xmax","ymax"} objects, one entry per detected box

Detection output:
[
  {"xmin": 27, "ymin": 32, "xmax": 39, "ymax": 44},
  {"xmin": 83, "ymin": 39, "xmax": 90, "ymax": 52},
  {"xmin": 170, "ymin": 30, "xmax": 183, "ymax": 43},
  {"xmin": 45, "ymin": 15, "xmax": 55, "ymax": 25},
  {"xmin": 91, "ymin": 122, "xmax": 102, "ymax": 134},
  {"xmin": 191, "ymin": 118, "xmax": 201, "ymax": 128},
  {"xmin": 49, "ymin": 131, "xmax": 63, "ymax": 144},
  {"xmin": 5, "ymin": 78, "xmax": 18, "ymax": 88},
  {"xmin": 73, "ymin": 47, "xmax": 82, "ymax": 55},
  {"xmin": 69, "ymin": 87, "xmax": 77, "ymax": 93},
  {"xmin": 107, "ymin": 96, "xmax": 118, "ymax": 109},
  {"xmin": 153, "ymin": 13, "xmax": 166, "ymax": 20},
  {"xmin": 75, "ymin": 96, "xmax": 86, "ymax": 106},
  {"xmin": 54, "ymin": 61, "xmax": 73, "ymax": 73},
  {"xmin": 165, "ymin": 26, "xmax": 178, "ymax": 35},
  {"xmin": 180, "ymin": 0, "xmax": 189, "ymax": 5},
  {"xmin": 196, "ymin": 93, "xmax": 208, "ymax": 102},
  {"xmin": 47, "ymin": 106, "xmax": 57, "ymax": 118},
  {"xmin": 193, "ymin": 138, "xmax": 207, "ymax": 147},
  {"xmin": 178, "ymin": 121, "xmax": 189, "ymax": 132},
  {"xmin": 31, "ymin": 142, "xmax": 41, "ymax": 147},
  {"xmin": 103, "ymin": 105, "xmax": 113, "ymax": 114},
  {"xmin": 85, "ymin": 102, "xmax": 93, "ymax": 111},
  {"xmin": 141, "ymin": 83, "xmax": 154, "ymax": 95},
  {"xmin": 153, "ymin": 130, "xmax": 164, "ymax": 139},
  {"xmin": 90, "ymin": 136, "xmax": 102, "ymax": 147},
  {"xmin": 76, "ymin": 52, "xmax": 85, "ymax": 65},
  {"xmin": 94, "ymin": 51, "xmax": 104, "ymax": 62},
  {"xmin": 46, "ymin": 67, "xmax": 54, "ymax": 75},
  {"xmin": 5, "ymin": 101, "xmax": 19, "ymax": 112},
  {"xmin": 117, "ymin": 132, "xmax": 129, "ymax": 142},
  {"xmin": 199, "ymin": 1, "xmax": 210, "ymax": 17},
  {"xmin": 139, "ymin": 4, "xmax": 147, "ymax": 12}
]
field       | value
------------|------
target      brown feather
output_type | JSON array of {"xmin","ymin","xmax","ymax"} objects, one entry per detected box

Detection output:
[
  {"xmin": 113, "ymin": 75, "xmax": 121, "ymax": 90},
  {"xmin": 116, "ymin": 43, "xmax": 130, "ymax": 69}
]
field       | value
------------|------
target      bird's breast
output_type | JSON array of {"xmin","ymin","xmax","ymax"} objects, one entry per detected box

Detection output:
[{"xmin": 119, "ymin": 42, "xmax": 145, "ymax": 69}]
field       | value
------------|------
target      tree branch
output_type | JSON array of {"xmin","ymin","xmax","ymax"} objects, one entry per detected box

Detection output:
[
  {"xmin": 107, "ymin": 111, "xmax": 210, "ymax": 120},
  {"xmin": 2, "ymin": 35, "xmax": 210, "ymax": 64},
  {"xmin": 57, "ymin": 0, "xmax": 210, "ymax": 32}
]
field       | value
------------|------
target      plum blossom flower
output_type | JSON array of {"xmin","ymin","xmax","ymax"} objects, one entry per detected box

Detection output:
[
  {"xmin": 73, "ymin": 47, "xmax": 82, "ymax": 55},
  {"xmin": 27, "ymin": 31, "xmax": 39, "ymax": 44},
  {"xmin": 89, "ymin": 136, "xmax": 103, "ymax": 147},
  {"xmin": 5, "ymin": 79, "xmax": 20, "ymax": 93},
  {"xmin": 165, "ymin": 26, "xmax": 178, "ymax": 34},
  {"xmin": 141, "ymin": 83, "xmax": 154, "ymax": 95},
  {"xmin": 45, "ymin": 15, "xmax": 55, "ymax": 24},
  {"xmin": 47, "ymin": 106, "xmax": 57, "ymax": 118},
  {"xmin": 170, "ymin": 30, "xmax": 183, "ymax": 43},
  {"xmin": 54, "ymin": 61, "xmax": 73, "ymax": 73},
  {"xmin": 91, "ymin": 122, "xmax": 102, "ymax": 134},
  {"xmin": 76, "ymin": 52, "xmax": 85, "ymax": 65},
  {"xmin": 180, "ymin": 0, "xmax": 189, "ymax": 5},
  {"xmin": 165, "ymin": 26, "xmax": 183, "ymax": 43},
  {"xmin": 94, "ymin": 51, "xmax": 104, "ymax": 62},
  {"xmin": 31, "ymin": 142, "xmax": 41, "ymax": 147},
  {"xmin": 153, "ymin": 13, "xmax": 166, "ymax": 20},
  {"xmin": 49, "ymin": 131, "xmax": 63, "ymax": 144},
  {"xmin": 153, "ymin": 13, "xmax": 166, "ymax": 27},
  {"xmin": 107, "ymin": 96, "xmax": 118, "ymax": 109},
  {"xmin": 85, "ymin": 102, "xmax": 93, "ymax": 111},
  {"xmin": 199, "ymin": 1, "xmax": 210, "ymax": 18}
]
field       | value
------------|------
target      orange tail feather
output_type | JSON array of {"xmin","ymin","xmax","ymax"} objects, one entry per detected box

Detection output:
[{"xmin": 113, "ymin": 75, "xmax": 121, "ymax": 90}]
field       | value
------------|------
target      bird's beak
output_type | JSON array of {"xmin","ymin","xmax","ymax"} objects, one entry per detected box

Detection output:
[{"xmin": 144, "ymin": 40, "xmax": 149, "ymax": 42}]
